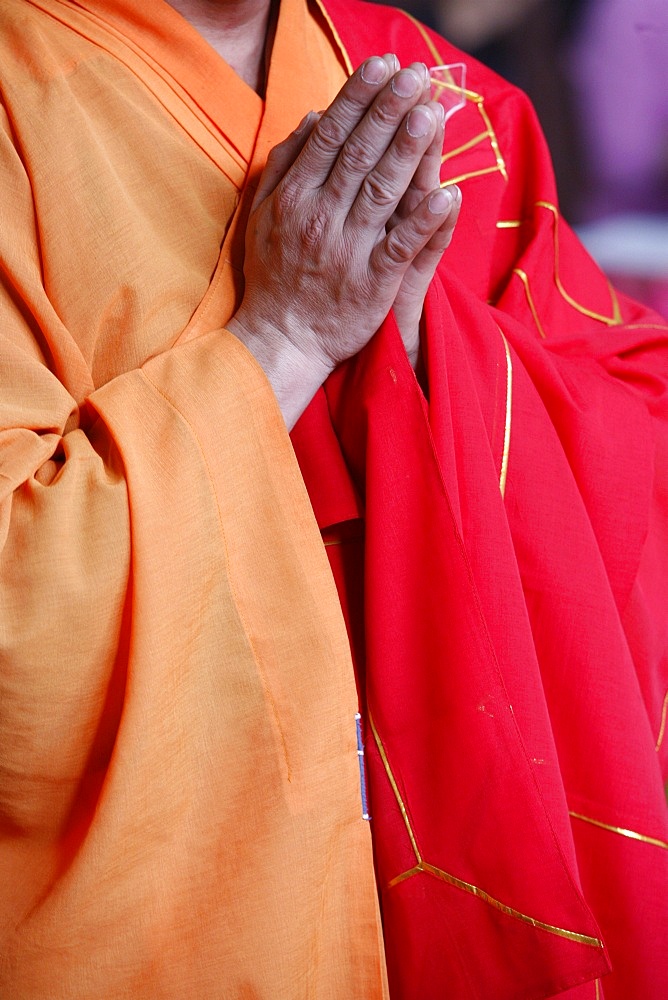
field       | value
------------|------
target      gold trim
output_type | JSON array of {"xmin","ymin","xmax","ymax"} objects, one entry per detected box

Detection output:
[
  {"xmin": 369, "ymin": 714, "xmax": 603, "ymax": 949},
  {"xmin": 570, "ymin": 811, "xmax": 668, "ymax": 850},
  {"xmin": 441, "ymin": 130, "xmax": 492, "ymax": 163},
  {"xmin": 595, "ymin": 979, "xmax": 601, "ymax": 1000},
  {"xmin": 389, "ymin": 864, "xmax": 423, "ymax": 887},
  {"xmin": 535, "ymin": 202, "xmax": 622, "ymax": 326},
  {"xmin": 429, "ymin": 74, "xmax": 464, "ymax": 100},
  {"xmin": 368, "ymin": 714, "xmax": 422, "ymax": 862},
  {"xmin": 441, "ymin": 164, "xmax": 505, "ymax": 188},
  {"xmin": 624, "ymin": 322, "xmax": 668, "ymax": 331},
  {"xmin": 402, "ymin": 15, "xmax": 495, "ymax": 112},
  {"xmin": 388, "ymin": 860, "xmax": 603, "ymax": 948},
  {"xmin": 402, "ymin": 12, "xmax": 508, "ymax": 183},
  {"xmin": 498, "ymin": 330, "xmax": 513, "ymax": 497},
  {"xmin": 477, "ymin": 101, "xmax": 508, "ymax": 181},
  {"xmin": 514, "ymin": 269, "xmax": 547, "ymax": 339},
  {"xmin": 322, "ymin": 534, "xmax": 363, "ymax": 548},
  {"xmin": 312, "ymin": 0, "xmax": 354, "ymax": 75},
  {"xmin": 504, "ymin": 203, "xmax": 630, "ymax": 334},
  {"xmin": 656, "ymin": 690, "xmax": 668, "ymax": 751},
  {"xmin": 401, "ymin": 11, "xmax": 443, "ymax": 67}
]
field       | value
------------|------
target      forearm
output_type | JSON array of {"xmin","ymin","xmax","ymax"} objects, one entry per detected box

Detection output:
[{"xmin": 226, "ymin": 313, "xmax": 332, "ymax": 429}]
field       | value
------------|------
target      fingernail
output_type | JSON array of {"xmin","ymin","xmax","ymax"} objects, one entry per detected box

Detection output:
[
  {"xmin": 392, "ymin": 69, "xmax": 419, "ymax": 98},
  {"xmin": 428, "ymin": 188, "xmax": 453, "ymax": 214},
  {"xmin": 448, "ymin": 184, "xmax": 462, "ymax": 203},
  {"xmin": 406, "ymin": 106, "xmax": 431, "ymax": 138},
  {"xmin": 361, "ymin": 57, "xmax": 388, "ymax": 85},
  {"xmin": 294, "ymin": 111, "xmax": 315, "ymax": 134}
]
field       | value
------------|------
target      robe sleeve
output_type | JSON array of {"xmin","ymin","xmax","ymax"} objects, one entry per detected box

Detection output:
[
  {"xmin": 0, "ymin": 106, "xmax": 133, "ymax": 846},
  {"xmin": 0, "ymin": 101, "xmax": 388, "ymax": 1000}
]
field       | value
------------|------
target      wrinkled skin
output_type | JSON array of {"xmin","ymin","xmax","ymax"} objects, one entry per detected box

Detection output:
[{"xmin": 228, "ymin": 54, "xmax": 461, "ymax": 427}]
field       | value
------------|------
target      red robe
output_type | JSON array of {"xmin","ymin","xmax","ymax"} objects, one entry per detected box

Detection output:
[{"xmin": 292, "ymin": 3, "xmax": 668, "ymax": 998}]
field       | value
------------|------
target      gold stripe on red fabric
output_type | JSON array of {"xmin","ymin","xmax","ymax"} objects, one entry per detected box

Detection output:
[
  {"xmin": 388, "ymin": 860, "xmax": 603, "ymax": 948},
  {"xmin": 569, "ymin": 811, "xmax": 668, "ymax": 850},
  {"xmin": 369, "ymin": 716, "xmax": 603, "ymax": 948},
  {"xmin": 513, "ymin": 269, "xmax": 547, "ymax": 339},
  {"xmin": 534, "ymin": 201, "xmax": 622, "ymax": 325},
  {"xmin": 312, "ymin": 0, "xmax": 354, "ymax": 74},
  {"xmin": 442, "ymin": 131, "xmax": 491, "ymax": 163},
  {"xmin": 400, "ymin": 12, "xmax": 508, "ymax": 184},
  {"xmin": 368, "ymin": 714, "xmax": 422, "ymax": 862},
  {"xmin": 498, "ymin": 329, "xmax": 513, "ymax": 497},
  {"xmin": 655, "ymin": 690, "xmax": 668, "ymax": 752}
]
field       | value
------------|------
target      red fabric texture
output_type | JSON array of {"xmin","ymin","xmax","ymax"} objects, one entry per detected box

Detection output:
[{"xmin": 292, "ymin": 4, "xmax": 668, "ymax": 998}]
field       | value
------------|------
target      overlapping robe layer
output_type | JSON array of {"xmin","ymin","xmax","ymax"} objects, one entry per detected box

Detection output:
[{"xmin": 0, "ymin": 0, "xmax": 666, "ymax": 998}]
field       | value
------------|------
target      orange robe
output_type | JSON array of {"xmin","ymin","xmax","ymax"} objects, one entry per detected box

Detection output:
[
  {"xmin": 0, "ymin": 0, "xmax": 388, "ymax": 996},
  {"xmin": 2, "ymin": 0, "xmax": 667, "ymax": 998}
]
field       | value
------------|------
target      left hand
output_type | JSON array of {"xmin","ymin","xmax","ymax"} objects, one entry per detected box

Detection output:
[{"xmin": 387, "ymin": 69, "xmax": 461, "ymax": 366}]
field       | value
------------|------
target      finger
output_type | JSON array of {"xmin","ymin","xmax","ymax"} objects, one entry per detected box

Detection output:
[
  {"xmin": 319, "ymin": 63, "xmax": 431, "ymax": 210},
  {"xmin": 286, "ymin": 54, "xmax": 416, "ymax": 193},
  {"xmin": 371, "ymin": 183, "xmax": 460, "ymax": 283},
  {"xmin": 346, "ymin": 100, "xmax": 440, "ymax": 233},
  {"xmin": 405, "ymin": 184, "xmax": 462, "ymax": 275},
  {"xmin": 390, "ymin": 99, "xmax": 446, "ymax": 224},
  {"xmin": 252, "ymin": 111, "xmax": 320, "ymax": 211}
]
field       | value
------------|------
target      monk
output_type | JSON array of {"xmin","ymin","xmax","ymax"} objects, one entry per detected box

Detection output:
[{"xmin": 0, "ymin": 0, "xmax": 666, "ymax": 998}]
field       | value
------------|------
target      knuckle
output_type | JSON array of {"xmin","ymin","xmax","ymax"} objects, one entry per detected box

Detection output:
[
  {"xmin": 384, "ymin": 229, "xmax": 415, "ymax": 265},
  {"xmin": 302, "ymin": 208, "xmax": 329, "ymax": 250},
  {"xmin": 275, "ymin": 179, "xmax": 300, "ymax": 219},
  {"xmin": 361, "ymin": 172, "xmax": 397, "ymax": 210},
  {"xmin": 311, "ymin": 114, "xmax": 348, "ymax": 153},
  {"xmin": 339, "ymin": 136, "xmax": 375, "ymax": 174},
  {"xmin": 391, "ymin": 128, "xmax": 423, "ymax": 162},
  {"xmin": 274, "ymin": 184, "xmax": 329, "ymax": 253},
  {"xmin": 368, "ymin": 100, "xmax": 398, "ymax": 130}
]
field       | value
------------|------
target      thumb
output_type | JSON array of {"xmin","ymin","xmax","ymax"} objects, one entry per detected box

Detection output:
[{"xmin": 252, "ymin": 111, "xmax": 321, "ymax": 211}]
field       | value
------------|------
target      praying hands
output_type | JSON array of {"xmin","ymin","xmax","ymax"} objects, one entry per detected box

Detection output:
[{"xmin": 228, "ymin": 54, "xmax": 461, "ymax": 427}]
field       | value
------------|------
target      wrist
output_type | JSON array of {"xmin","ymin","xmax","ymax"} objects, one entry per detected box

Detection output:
[{"xmin": 226, "ymin": 312, "xmax": 333, "ymax": 429}]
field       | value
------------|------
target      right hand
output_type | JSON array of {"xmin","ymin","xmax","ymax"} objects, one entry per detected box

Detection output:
[{"xmin": 227, "ymin": 54, "xmax": 458, "ymax": 427}]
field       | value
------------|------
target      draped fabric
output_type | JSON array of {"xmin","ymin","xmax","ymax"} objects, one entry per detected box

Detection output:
[
  {"xmin": 293, "ymin": 4, "xmax": 668, "ymax": 998},
  {"xmin": 0, "ymin": 0, "xmax": 666, "ymax": 998},
  {"xmin": 0, "ymin": 2, "xmax": 387, "ymax": 997}
]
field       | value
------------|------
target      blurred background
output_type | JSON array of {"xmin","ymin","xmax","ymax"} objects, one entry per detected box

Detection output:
[{"xmin": 382, "ymin": 0, "xmax": 668, "ymax": 317}]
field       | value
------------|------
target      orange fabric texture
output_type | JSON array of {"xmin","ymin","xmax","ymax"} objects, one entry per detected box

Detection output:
[{"xmin": 0, "ymin": 1, "xmax": 388, "ymax": 997}]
